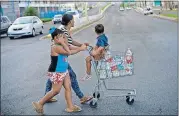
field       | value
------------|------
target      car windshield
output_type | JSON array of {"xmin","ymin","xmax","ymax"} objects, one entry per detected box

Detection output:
[
  {"xmin": 66, "ymin": 11, "xmax": 76, "ymax": 15},
  {"xmin": 13, "ymin": 17, "xmax": 33, "ymax": 25},
  {"xmin": 54, "ymin": 15, "xmax": 62, "ymax": 18}
]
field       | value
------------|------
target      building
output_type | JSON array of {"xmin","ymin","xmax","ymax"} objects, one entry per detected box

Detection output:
[
  {"xmin": 0, "ymin": 1, "xmax": 20, "ymax": 21},
  {"xmin": 18, "ymin": 0, "xmax": 81, "ymax": 17}
]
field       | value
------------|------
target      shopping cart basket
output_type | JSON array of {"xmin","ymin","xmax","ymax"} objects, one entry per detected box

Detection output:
[{"xmin": 87, "ymin": 45, "xmax": 136, "ymax": 108}]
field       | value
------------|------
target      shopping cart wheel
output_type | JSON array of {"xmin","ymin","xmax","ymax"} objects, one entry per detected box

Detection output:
[
  {"xmin": 126, "ymin": 96, "xmax": 134, "ymax": 105},
  {"xmin": 93, "ymin": 92, "xmax": 100, "ymax": 99},
  {"xmin": 89, "ymin": 101, "xmax": 97, "ymax": 108}
]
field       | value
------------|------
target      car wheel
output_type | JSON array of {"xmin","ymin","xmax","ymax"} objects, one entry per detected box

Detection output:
[
  {"xmin": 9, "ymin": 37, "xmax": 14, "ymax": 40},
  {"xmin": 40, "ymin": 27, "xmax": 43, "ymax": 34},
  {"xmin": 32, "ymin": 29, "xmax": 36, "ymax": 37}
]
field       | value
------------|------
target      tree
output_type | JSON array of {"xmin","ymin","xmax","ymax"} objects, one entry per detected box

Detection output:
[{"xmin": 24, "ymin": 7, "xmax": 38, "ymax": 16}]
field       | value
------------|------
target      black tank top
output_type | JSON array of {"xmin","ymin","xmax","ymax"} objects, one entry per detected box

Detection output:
[{"xmin": 48, "ymin": 56, "xmax": 58, "ymax": 72}]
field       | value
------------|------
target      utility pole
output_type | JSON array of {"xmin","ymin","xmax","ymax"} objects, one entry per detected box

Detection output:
[{"xmin": 85, "ymin": 2, "xmax": 89, "ymax": 21}]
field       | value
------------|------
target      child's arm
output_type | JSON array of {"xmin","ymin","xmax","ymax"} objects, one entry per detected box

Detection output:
[{"xmin": 57, "ymin": 39, "xmax": 71, "ymax": 54}]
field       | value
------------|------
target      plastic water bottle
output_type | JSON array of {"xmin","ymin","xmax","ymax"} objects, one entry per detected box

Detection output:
[
  {"xmin": 125, "ymin": 48, "xmax": 133, "ymax": 75},
  {"xmin": 125, "ymin": 48, "xmax": 133, "ymax": 64},
  {"xmin": 100, "ymin": 70, "xmax": 106, "ymax": 79},
  {"xmin": 107, "ymin": 70, "xmax": 113, "ymax": 78},
  {"xmin": 106, "ymin": 62, "xmax": 111, "ymax": 70},
  {"xmin": 112, "ymin": 70, "xmax": 120, "ymax": 77},
  {"xmin": 101, "ymin": 62, "xmax": 106, "ymax": 69},
  {"xmin": 105, "ymin": 51, "xmax": 112, "ymax": 60}
]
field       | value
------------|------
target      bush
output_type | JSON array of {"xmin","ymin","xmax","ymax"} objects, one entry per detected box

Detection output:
[{"xmin": 24, "ymin": 7, "xmax": 38, "ymax": 16}]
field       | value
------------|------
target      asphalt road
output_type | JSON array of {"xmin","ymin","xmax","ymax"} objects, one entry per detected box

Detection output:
[{"xmin": 1, "ymin": 5, "xmax": 178, "ymax": 115}]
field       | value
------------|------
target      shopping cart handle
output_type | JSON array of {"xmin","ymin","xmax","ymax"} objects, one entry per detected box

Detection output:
[{"xmin": 87, "ymin": 45, "xmax": 93, "ymax": 52}]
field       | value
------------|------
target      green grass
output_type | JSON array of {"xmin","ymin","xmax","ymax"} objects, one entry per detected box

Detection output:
[
  {"xmin": 40, "ymin": 18, "xmax": 52, "ymax": 22},
  {"xmin": 161, "ymin": 14, "xmax": 178, "ymax": 19}
]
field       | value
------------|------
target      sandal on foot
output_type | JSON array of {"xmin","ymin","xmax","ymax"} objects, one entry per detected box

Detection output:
[
  {"xmin": 80, "ymin": 96, "xmax": 93, "ymax": 104},
  {"xmin": 32, "ymin": 102, "xmax": 43, "ymax": 115},
  {"xmin": 65, "ymin": 105, "xmax": 82, "ymax": 113}
]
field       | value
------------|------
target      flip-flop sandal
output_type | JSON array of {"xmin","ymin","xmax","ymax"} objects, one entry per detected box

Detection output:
[
  {"xmin": 80, "ymin": 96, "xmax": 93, "ymax": 104},
  {"xmin": 65, "ymin": 105, "xmax": 82, "ymax": 113},
  {"xmin": 32, "ymin": 102, "xmax": 44, "ymax": 115}
]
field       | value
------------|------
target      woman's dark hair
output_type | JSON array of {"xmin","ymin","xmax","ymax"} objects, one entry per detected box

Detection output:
[
  {"xmin": 61, "ymin": 14, "xmax": 73, "ymax": 26},
  {"xmin": 95, "ymin": 24, "xmax": 104, "ymax": 34},
  {"xmin": 51, "ymin": 28, "xmax": 63, "ymax": 40}
]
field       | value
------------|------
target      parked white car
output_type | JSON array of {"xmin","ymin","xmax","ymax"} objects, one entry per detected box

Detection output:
[
  {"xmin": 8, "ymin": 16, "xmax": 44, "ymax": 39},
  {"xmin": 120, "ymin": 7, "xmax": 125, "ymax": 11},
  {"xmin": 126, "ymin": 7, "xmax": 132, "ymax": 10},
  {"xmin": 0, "ymin": 16, "xmax": 12, "ymax": 35},
  {"xmin": 143, "ymin": 7, "xmax": 153, "ymax": 15}
]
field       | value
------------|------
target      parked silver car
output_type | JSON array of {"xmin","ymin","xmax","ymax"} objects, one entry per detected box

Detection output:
[
  {"xmin": 8, "ymin": 16, "xmax": 44, "ymax": 39},
  {"xmin": 52, "ymin": 14, "xmax": 62, "ymax": 24},
  {"xmin": 0, "ymin": 16, "xmax": 12, "ymax": 35}
]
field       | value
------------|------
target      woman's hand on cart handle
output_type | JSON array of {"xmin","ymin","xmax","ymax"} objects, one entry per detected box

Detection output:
[
  {"xmin": 80, "ymin": 44, "xmax": 87, "ymax": 51},
  {"xmin": 84, "ymin": 42, "xmax": 90, "ymax": 46}
]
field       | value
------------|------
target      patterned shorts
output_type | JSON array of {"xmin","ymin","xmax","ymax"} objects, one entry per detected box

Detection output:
[{"xmin": 47, "ymin": 71, "xmax": 68, "ymax": 84}]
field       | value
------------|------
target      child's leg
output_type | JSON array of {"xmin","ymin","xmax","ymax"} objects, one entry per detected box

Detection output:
[
  {"xmin": 63, "ymin": 73, "xmax": 81, "ymax": 112},
  {"xmin": 63, "ymin": 73, "xmax": 73, "ymax": 109},
  {"xmin": 32, "ymin": 81, "xmax": 63, "ymax": 114},
  {"xmin": 85, "ymin": 56, "xmax": 92, "ymax": 75},
  {"xmin": 80, "ymin": 56, "xmax": 92, "ymax": 81},
  {"xmin": 40, "ymin": 83, "xmax": 63, "ymax": 105}
]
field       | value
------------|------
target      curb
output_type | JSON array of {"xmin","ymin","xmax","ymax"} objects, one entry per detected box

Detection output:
[
  {"xmin": 44, "ymin": 21, "xmax": 52, "ymax": 24},
  {"xmin": 152, "ymin": 14, "xmax": 178, "ymax": 22}
]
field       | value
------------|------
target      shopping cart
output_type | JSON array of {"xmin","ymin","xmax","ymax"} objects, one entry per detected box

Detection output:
[{"xmin": 87, "ymin": 45, "xmax": 136, "ymax": 108}]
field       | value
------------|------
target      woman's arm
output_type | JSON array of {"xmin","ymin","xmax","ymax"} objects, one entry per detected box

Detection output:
[
  {"xmin": 54, "ymin": 44, "xmax": 86, "ymax": 55},
  {"xmin": 72, "ymin": 40, "xmax": 83, "ymax": 47}
]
